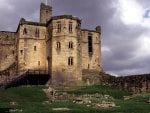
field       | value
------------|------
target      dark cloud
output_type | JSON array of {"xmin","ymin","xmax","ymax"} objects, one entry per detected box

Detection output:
[{"xmin": 0, "ymin": 0, "xmax": 150, "ymax": 76}]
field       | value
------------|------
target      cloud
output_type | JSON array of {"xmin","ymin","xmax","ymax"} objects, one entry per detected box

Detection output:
[
  {"xmin": 101, "ymin": 0, "xmax": 150, "ymax": 76},
  {"xmin": 116, "ymin": 0, "xmax": 143, "ymax": 25}
]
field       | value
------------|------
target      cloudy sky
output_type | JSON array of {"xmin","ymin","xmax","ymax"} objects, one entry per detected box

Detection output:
[{"xmin": 0, "ymin": 0, "xmax": 150, "ymax": 76}]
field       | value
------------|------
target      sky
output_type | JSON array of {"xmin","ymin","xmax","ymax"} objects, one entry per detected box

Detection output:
[{"xmin": 0, "ymin": 0, "xmax": 150, "ymax": 76}]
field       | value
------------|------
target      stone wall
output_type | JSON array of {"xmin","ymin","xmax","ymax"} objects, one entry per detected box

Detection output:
[
  {"xmin": 82, "ymin": 69, "xmax": 103, "ymax": 85},
  {"xmin": 40, "ymin": 3, "xmax": 52, "ymax": 24},
  {"xmin": 81, "ymin": 29, "xmax": 102, "ymax": 71},
  {"xmin": 0, "ymin": 3, "xmax": 103, "ymax": 85},
  {"xmin": 17, "ymin": 21, "xmax": 48, "ymax": 71},
  {"xmin": 0, "ymin": 62, "xmax": 17, "ymax": 84},
  {"xmin": 0, "ymin": 31, "xmax": 16, "ymax": 71},
  {"xmin": 47, "ymin": 17, "xmax": 82, "ymax": 84},
  {"xmin": 102, "ymin": 73, "xmax": 150, "ymax": 93}
]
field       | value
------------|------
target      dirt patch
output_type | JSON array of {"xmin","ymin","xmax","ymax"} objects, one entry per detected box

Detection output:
[{"xmin": 52, "ymin": 108, "xmax": 70, "ymax": 111}]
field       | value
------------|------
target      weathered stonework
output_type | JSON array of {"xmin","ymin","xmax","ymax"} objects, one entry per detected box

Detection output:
[
  {"xmin": 0, "ymin": 32, "xmax": 16, "ymax": 71},
  {"xmin": 101, "ymin": 73, "xmax": 150, "ymax": 93},
  {"xmin": 81, "ymin": 28, "xmax": 102, "ymax": 71},
  {"xmin": 0, "ymin": 3, "xmax": 102, "ymax": 84},
  {"xmin": 17, "ymin": 21, "xmax": 47, "ymax": 71},
  {"xmin": 46, "ymin": 17, "xmax": 83, "ymax": 84}
]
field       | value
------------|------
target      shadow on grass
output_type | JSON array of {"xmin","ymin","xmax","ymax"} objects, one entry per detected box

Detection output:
[{"xmin": 0, "ymin": 108, "xmax": 12, "ymax": 113}]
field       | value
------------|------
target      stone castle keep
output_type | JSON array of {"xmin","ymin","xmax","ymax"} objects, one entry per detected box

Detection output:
[{"xmin": 0, "ymin": 3, "xmax": 102, "ymax": 84}]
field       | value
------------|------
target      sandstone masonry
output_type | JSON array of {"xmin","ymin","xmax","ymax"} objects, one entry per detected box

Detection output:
[{"xmin": 0, "ymin": 3, "xmax": 102, "ymax": 84}]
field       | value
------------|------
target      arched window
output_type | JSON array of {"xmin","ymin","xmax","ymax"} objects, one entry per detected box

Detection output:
[
  {"xmin": 23, "ymin": 28, "xmax": 27, "ymax": 35},
  {"xmin": 56, "ymin": 42, "xmax": 61, "ymax": 49},
  {"xmin": 35, "ymin": 28, "xmax": 40, "ymax": 37},
  {"xmin": 69, "ymin": 41, "xmax": 73, "ymax": 49},
  {"xmin": 68, "ymin": 57, "xmax": 73, "ymax": 66}
]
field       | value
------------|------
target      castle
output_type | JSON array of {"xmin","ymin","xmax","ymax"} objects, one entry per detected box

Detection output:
[{"xmin": 0, "ymin": 3, "xmax": 102, "ymax": 84}]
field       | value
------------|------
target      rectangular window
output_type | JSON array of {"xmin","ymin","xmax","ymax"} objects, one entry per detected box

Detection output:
[
  {"xmin": 20, "ymin": 50, "xmax": 23, "ymax": 55},
  {"xmin": 34, "ymin": 46, "xmax": 37, "ymax": 51},
  {"xmin": 38, "ymin": 61, "xmax": 40, "ymax": 66},
  {"xmin": 35, "ymin": 28, "xmax": 40, "ymax": 37},
  {"xmin": 69, "ymin": 41, "xmax": 73, "ymax": 49},
  {"xmin": 69, "ymin": 22, "xmax": 73, "ymax": 33},
  {"xmin": 23, "ymin": 28, "xmax": 27, "ymax": 35},
  {"xmin": 68, "ymin": 57, "xmax": 73, "ymax": 66},
  {"xmin": 88, "ymin": 64, "xmax": 90, "ymax": 69},
  {"xmin": 88, "ymin": 35, "xmax": 93, "ymax": 53},
  {"xmin": 57, "ymin": 22, "xmax": 61, "ymax": 33},
  {"xmin": 12, "ymin": 50, "xmax": 15, "ymax": 55},
  {"xmin": 56, "ymin": 42, "xmax": 61, "ymax": 49}
]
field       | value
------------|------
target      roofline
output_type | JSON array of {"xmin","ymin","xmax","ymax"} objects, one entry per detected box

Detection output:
[
  {"xmin": 81, "ymin": 29, "xmax": 100, "ymax": 34},
  {"xmin": 46, "ymin": 15, "xmax": 81, "ymax": 26},
  {"xmin": 0, "ymin": 31, "xmax": 16, "ymax": 33},
  {"xmin": 16, "ymin": 18, "xmax": 46, "ymax": 33},
  {"xmin": 23, "ymin": 21, "xmax": 46, "ymax": 26}
]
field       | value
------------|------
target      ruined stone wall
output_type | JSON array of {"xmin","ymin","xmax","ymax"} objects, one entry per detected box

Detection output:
[
  {"xmin": 81, "ymin": 29, "xmax": 102, "ymax": 71},
  {"xmin": 102, "ymin": 73, "xmax": 150, "ymax": 93},
  {"xmin": 47, "ymin": 18, "xmax": 82, "ymax": 84},
  {"xmin": 17, "ymin": 23, "xmax": 48, "ymax": 71},
  {"xmin": 0, "ymin": 31, "xmax": 16, "ymax": 71}
]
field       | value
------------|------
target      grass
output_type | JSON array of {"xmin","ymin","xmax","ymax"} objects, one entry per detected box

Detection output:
[
  {"xmin": 67, "ymin": 85, "xmax": 131, "ymax": 99},
  {"xmin": 0, "ymin": 85, "xmax": 150, "ymax": 113}
]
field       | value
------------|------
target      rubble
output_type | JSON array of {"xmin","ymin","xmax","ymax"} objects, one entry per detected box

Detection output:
[{"xmin": 44, "ymin": 87, "xmax": 117, "ymax": 109}]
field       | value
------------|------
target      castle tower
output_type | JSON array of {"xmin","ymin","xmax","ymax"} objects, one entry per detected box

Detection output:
[
  {"xmin": 40, "ymin": 3, "xmax": 52, "ymax": 24},
  {"xmin": 46, "ymin": 15, "xmax": 82, "ymax": 84}
]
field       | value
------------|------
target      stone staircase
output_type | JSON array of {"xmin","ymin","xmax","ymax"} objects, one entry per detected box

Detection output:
[
  {"xmin": 0, "ymin": 67, "xmax": 49, "ymax": 89},
  {"xmin": 0, "ymin": 70, "xmax": 28, "ymax": 89}
]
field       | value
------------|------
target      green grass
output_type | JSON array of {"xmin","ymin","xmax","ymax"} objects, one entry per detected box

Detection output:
[
  {"xmin": 0, "ymin": 85, "xmax": 150, "ymax": 113},
  {"xmin": 0, "ymin": 86, "xmax": 47, "ymax": 102},
  {"xmin": 67, "ymin": 85, "xmax": 131, "ymax": 99}
]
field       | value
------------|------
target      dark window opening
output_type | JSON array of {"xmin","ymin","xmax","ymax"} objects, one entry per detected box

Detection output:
[
  {"xmin": 88, "ymin": 35, "xmax": 93, "ymax": 54},
  {"xmin": 57, "ymin": 22, "xmax": 61, "ymax": 33},
  {"xmin": 88, "ymin": 64, "xmax": 90, "ymax": 69},
  {"xmin": 68, "ymin": 57, "xmax": 73, "ymax": 66},
  {"xmin": 38, "ymin": 61, "xmax": 40, "ymax": 66},
  {"xmin": 69, "ymin": 41, "xmax": 73, "ymax": 49},
  {"xmin": 56, "ymin": 42, "xmax": 61, "ymax": 49},
  {"xmin": 6, "ymin": 35, "xmax": 9, "ymax": 39},
  {"xmin": 34, "ymin": 46, "xmax": 37, "ymax": 51},
  {"xmin": 23, "ymin": 28, "xmax": 27, "ymax": 35},
  {"xmin": 35, "ymin": 28, "xmax": 40, "ymax": 37},
  {"xmin": 69, "ymin": 22, "xmax": 73, "ymax": 33},
  {"xmin": 12, "ymin": 50, "xmax": 15, "ymax": 55},
  {"xmin": 20, "ymin": 50, "xmax": 23, "ymax": 55}
]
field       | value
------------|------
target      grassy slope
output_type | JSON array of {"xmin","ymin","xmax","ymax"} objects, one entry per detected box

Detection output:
[
  {"xmin": 0, "ymin": 85, "xmax": 150, "ymax": 113},
  {"xmin": 67, "ymin": 85, "xmax": 131, "ymax": 99}
]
